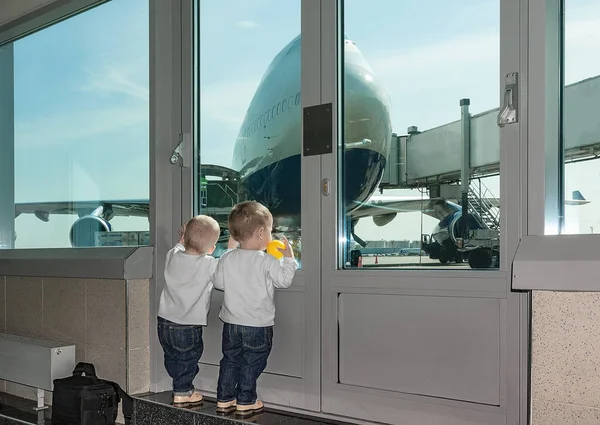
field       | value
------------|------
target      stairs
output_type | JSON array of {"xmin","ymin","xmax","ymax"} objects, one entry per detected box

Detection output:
[{"xmin": 467, "ymin": 180, "xmax": 500, "ymax": 230}]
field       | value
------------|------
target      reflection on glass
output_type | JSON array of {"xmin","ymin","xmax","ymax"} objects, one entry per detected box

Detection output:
[
  {"xmin": 342, "ymin": 0, "xmax": 500, "ymax": 269},
  {"xmin": 0, "ymin": 0, "xmax": 149, "ymax": 249},
  {"xmin": 561, "ymin": 1, "xmax": 600, "ymax": 234},
  {"xmin": 195, "ymin": 2, "xmax": 301, "ymax": 265}
]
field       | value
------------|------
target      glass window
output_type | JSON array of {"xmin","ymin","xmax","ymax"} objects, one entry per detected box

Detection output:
[
  {"xmin": 341, "ymin": 0, "xmax": 500, "ymax": 269},
  {"xmin": 0, "ymin": 0, "xmax": 149, "ymax": 249},
  {"xmin": 560, "ymin": 0, "xmax": 600, "ymax": 234},
  {"xmin": 194, "ymin": 1, "xmax": 301, "ymax": 265}
]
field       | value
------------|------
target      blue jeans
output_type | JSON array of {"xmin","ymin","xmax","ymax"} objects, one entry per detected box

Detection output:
[
  {"xmin": 157, "ymin": 316, "xmax": 204, "ymax": 396},
  {"xmin": 217, "ymin": 323, "xmax": 273, "ymax": 405}
]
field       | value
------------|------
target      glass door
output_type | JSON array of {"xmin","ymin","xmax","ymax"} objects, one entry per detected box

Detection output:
[
  {"xmin": 189, "ymin": 0, "xmax": 321, "ymax": 411},
  {"xmin": 316, "ymin": 0, "xmax": 529, "ymax": 423}
]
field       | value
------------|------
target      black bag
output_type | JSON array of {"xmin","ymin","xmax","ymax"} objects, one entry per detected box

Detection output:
[{"xmin": 51, "ymin": 362, "xmax": 133, "ymax": 425}]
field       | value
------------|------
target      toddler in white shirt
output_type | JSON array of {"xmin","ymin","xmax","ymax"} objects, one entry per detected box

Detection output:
[
  {"xmin": 213, "ymin": 201, "xmax": 297, "ymax": 417},
  {"xmin": 157, "ymin": 215, "xmax": 233, "ymax": 407}
]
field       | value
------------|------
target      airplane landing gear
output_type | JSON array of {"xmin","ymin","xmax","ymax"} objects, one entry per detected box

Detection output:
[
  {"xmin": 439, "ymin": 239, "xmax": 462, "ymax": 264},
  {"xmin": 350, "ymin": 249, "xmax": 362, "ymax": 267},
  {"xmin": 467, "ymin": 248, "xmax": 497, "ymax": 269}
]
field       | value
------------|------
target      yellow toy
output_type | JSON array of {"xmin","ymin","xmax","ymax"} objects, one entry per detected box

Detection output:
[{"xmin": 266, "ymin": 240, "xmax": 285, "ymax": 259}]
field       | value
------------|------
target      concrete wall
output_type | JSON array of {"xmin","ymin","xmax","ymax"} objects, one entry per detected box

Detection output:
[
  {"xmin": 0, "ymin": 276, "xmax": 150, "ymax": 399},
  {"xmin": 531, "ymin": 291, "xmax": 600, "ymax": 424}
]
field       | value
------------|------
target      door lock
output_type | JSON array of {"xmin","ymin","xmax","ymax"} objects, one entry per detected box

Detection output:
[{"xmin": 321, "ymin": 178, "xmax": 330, "ymax": 196}]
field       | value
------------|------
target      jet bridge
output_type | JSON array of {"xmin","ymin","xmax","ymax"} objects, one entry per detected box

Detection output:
[
  {"xmin": 379, "ymin": 75, "xmax": 600, "ymax": 268},
  {"xmin": 381, "ymin": 75, "xmax": 600, "ymax": 191},
  {"xmin": 198, "ymin": 164, "xmax": 242, "ymax": 225}
]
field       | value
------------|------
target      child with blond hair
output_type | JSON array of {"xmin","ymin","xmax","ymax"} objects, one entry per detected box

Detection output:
[
  {"xmin": 213, "ymin": 201, "xmax": 297, "ymax": 416},
  {"xmin": 158, "ymin": 215, "xmax": 234, "ymax": 406}
]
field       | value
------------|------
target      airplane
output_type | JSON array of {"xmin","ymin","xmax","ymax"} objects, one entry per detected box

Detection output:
[
  {"xmin": 228, "ymin": 34, "xmax": 392, "ymax": 250},
  {"xmin": 12, "ymin": 34, "xmax": 591, "ymax": 269},
  {"xmin": 566, "ymin": 190, "xmax": 590, "ymax": 206},
  {"xmin": 13, "ymin": 34, "xmax": 395, "ymax": 252}
]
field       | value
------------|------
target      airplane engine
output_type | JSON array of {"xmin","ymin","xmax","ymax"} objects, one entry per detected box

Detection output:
[
  {"xmin": 446, "ymin": 213, "xmax": 463, "ymax": 244},
  {"xmin": 447, "ymin": 211, "xmax": 488, "ymax": 245},
  {"xmin": 432, "ymin": 211, "xmax": 475, "ymax": 247},
  {"xmin": 372, "ymin": 213, "xmax": 396, "ymax": 227},
  {"xmin": 69, "ymin": 214, "xmax": 111, "ymax": 247}
]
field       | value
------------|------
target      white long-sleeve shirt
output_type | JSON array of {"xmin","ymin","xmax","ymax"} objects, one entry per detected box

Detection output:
[
  {"xmin": 158, "ymin": 243, "xmax": 218, "ymax": 325},
  {"xmin": 213, "ymin": 249, "xmax": 298, "ymax": 327}
]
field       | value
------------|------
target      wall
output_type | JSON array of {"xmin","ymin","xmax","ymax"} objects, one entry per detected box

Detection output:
[
  {"xmin": 531, "ymin": 291, "xmax": 600, "ymax": 424},
  {"xmin": 0, "ymin": 276, "xmax": 150, "ymax": 399}
]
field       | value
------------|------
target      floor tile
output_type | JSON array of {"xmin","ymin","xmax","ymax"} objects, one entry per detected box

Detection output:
[{"xmin": 135, "ymin": 399, "xmax": 198, "ymax": 425}]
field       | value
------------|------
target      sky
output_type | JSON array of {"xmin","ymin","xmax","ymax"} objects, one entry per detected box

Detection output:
[{"xmin": 4, "ymin": 0, "xmax": 600, "ymax": 249}]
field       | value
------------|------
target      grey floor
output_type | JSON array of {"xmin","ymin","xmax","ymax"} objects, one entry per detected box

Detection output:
[
  {"xmin": 0, "ymin": 390, "xmax": 352, "ymax": 425},
  {"xmin": 135, "ymin": 391, "xmax": 350, "ymax": 425}
]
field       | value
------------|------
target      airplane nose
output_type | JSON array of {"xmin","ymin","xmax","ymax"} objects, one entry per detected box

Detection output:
[{"xmin": 343, "ymin": 62, "xmax": 392, "ymax": 212}]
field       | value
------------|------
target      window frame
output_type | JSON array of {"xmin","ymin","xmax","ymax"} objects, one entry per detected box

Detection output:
[
  {"xmin": 0, "ymin": 0, "xmax": 179, "ymax": 281},
  {"xmin": 513, "ymin": 0, "xmax": 600, "ymax": 291},
  {"xmin": 0, "ymin": 0, "xmax": 107, "ymax": 45}
]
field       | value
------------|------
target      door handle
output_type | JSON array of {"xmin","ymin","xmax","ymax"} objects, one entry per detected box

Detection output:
[
  {"xmin": 170, "ymin": 133, "xmax": 192, "ymax": 167},
  {"xmin": 497, "ymin": 72, "xmax": 518, "ymax": 128}
]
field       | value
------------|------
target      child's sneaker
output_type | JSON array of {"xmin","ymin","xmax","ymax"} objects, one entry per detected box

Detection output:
[
  {"xmin": 173, "ymin": 390, "xmax": 203, "ymax": 407},
  {"xmin": 216, "ymin": 399, "xmax": 237, "ymax": 414},
  {"xmin": 235, "ymin": 399, "xmax": 264, "ymax": 417}
]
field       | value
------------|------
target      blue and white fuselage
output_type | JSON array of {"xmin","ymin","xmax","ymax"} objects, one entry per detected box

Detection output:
[{"xmin": 231, "ymin": 35, "xmax": 391, "ymax": 224}]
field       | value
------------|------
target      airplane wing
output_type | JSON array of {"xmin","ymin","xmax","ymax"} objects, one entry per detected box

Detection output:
[
  {"xmin": 349, "ymin": 189, "xmax": 587, "ymax": 224},
  {"xmin": 349, "ymin": 195, "xmax": 464, "ymax": 222},
  {"xmin": 15, "ymin": 200, "xmax": 150, "ymax": 220},
  {"xmin": 15, "ymin": 200, "xmax": 238, "ymax": 244},
  {"xmin": 17, "ymin": 188, "xmax": 579, "ymax": 230},
  {"xmin": 349, "ymin": 197, "xmax": 440, "ymax": 220}
]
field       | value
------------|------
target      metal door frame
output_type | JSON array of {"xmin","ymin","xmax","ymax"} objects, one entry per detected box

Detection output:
[
  {"xmin": 161, "ymin": 0, "xmax": 324, "ymax": 411},
  {"xmin": 313, "ymin": 0, "xmax": 530, "ymax": 423}
]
